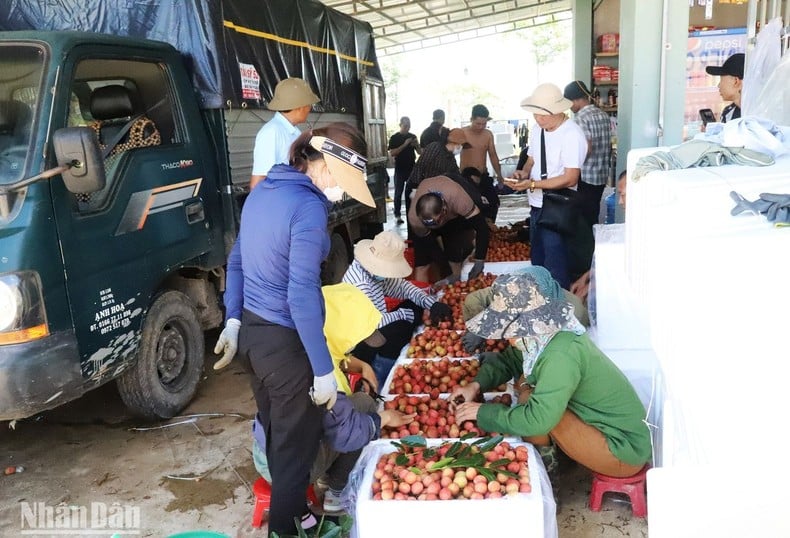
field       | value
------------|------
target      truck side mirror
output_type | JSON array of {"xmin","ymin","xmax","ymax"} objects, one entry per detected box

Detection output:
[{"xmin": 52, "ymin": 127, "xmax": 106, "ymax": 194}]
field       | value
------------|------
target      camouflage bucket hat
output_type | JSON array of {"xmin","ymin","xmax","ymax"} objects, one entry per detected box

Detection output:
[{"xmin": 465, "ymin": 273, "xmax": 578, "ymax": 339}]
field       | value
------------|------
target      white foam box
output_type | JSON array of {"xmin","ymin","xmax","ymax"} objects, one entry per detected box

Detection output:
[
  {"xmin": 381, "ymin": 356, "xmax": 499, "ymax": 399},
  {"xmin": 352, "ymin": 440, "xmax": 550, "ymax": 538},
  {"xmin": 647, "ymin": 465, "xmax": 790, "ymax": 538},
  {"xmin": 589, "ymin": 223, "xmax": 651, "ymax": 350},
  {"xmin": 461, "ymin": 260, "xmax": 532, "ymax": 279},
  {"xmin": 378, "ymin": 393, "xmax": 517, "ymax": 442}
]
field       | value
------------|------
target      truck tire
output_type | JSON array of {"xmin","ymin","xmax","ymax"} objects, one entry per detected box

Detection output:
[
  {"xmin": 117, "ymin": 291, "xmax": 204, "ymax": 419},
  {"xmin": 321, "ymin": 233, "xmax": 349, "ymax": 284}
]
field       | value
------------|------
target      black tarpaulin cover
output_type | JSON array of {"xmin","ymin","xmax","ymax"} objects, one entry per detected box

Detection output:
[{"xmin": 0, "ymin": 0, "xmax": 380, "ymax": 113}]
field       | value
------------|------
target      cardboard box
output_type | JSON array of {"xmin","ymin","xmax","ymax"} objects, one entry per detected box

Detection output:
[{"xmin": 597, "ymin": 33, "xmax": 619, "ymax": 53}]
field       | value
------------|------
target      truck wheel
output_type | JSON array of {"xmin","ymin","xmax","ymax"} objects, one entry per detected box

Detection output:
[
  {"xmin": 117, "ymin": 291, "xmax": 204, "ymax": 419},
  {"xmin": 321, "ymin": 233, "xmax": 349, "ymax": 284}
]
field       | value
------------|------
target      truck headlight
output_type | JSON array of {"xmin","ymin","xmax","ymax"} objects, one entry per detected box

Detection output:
[{"xmin": 0, "ymin": 271, "xmax": 49, "ymax": 344}]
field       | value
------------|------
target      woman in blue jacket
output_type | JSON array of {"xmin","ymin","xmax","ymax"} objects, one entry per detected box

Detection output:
[{"xmin": 215, "ymin": 122, "xmax": 375, "ymax": 536}]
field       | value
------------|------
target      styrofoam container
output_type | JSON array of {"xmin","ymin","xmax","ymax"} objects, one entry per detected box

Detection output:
[
  {"xmin": 461, "ymin": 260, "xmax": 532, "ymax": 279},
  {"xmin": 350, "ymin": 440, "xmax": 554, "ymax": 538},
  {"xmin": 381, "ymin": 356, "xmax": 483, "ymax": 399}
]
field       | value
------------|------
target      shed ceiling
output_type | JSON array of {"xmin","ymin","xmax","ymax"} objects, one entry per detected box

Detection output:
[{"xmin": 320, "ymin": 0, "xmax": 573, "ymax": 57}]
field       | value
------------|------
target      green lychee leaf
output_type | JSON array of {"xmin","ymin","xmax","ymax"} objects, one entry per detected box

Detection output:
[
  {"xmin": 489, "ymin": 458, "xmax": 512, "ymax": 469},
  {"xmin": 476, "ymin": 467, "xmax": 496, "ymax": 482},
  {"xmin": 423, "ymin": 448, "xmax": 437, "ymax": 458},
  {"xmin": 401, "ymin": 435, "xmax": 428, "ymax": 448},
  {"xmin": 460, "ymin": 432, "xmax": 478, "ymax": 441},
  {"xmin": 445, "ymin": 441, "xmax": 463, "ymax": 458},
  {"xmin": 477, "ymin": 435, "xmax": 504, "ymax": 453},
  {"xmin": 452, "ymin": 454, "xmax": 486, "ymax": 468},
  {"xmin": 395, "ymin": 453, "xmax": 409, "ymax": 466},
  {"xmin": 340, "ymin": 514, "xmax": 354, "ymax": 533},
  {"xmin": 428, "ymin": 457, "xmax": 455, "ymax": 470},
  {"xmin": 408, "ymin": 466, "xmax": 423, "ymax": 475}
]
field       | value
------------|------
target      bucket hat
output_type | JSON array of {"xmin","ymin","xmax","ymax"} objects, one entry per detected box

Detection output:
[
  {"xmin": 465, "ymin": 273, "xmax": 578, "ymax": 339},
  {"xmin": 354, "ymin": 230, "xmax": 412, "ymax": 278},
  {"xmin": 309, "ymin": 136, "xmax": 375, "ymax": 207},
  {"xmin": 267, "ymin": 77, "xmax": 320, "ymax": 111},
  {"xmin": 705, "ymin": 53, "xmax": 745, "ymax": 79},
  {"xmin": 520, "ymin": 83, "xmax": 572, "ymax": 115}
]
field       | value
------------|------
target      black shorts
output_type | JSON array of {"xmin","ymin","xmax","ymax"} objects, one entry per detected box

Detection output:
[{"xmin": 413, "ymin": 216, "xmax": 474, "ymax": 266}]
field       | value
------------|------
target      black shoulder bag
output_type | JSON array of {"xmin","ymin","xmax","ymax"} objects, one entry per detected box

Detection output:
[{"xmin": 536, "ymin": 128, "xmax": 579, "ymax": 236}]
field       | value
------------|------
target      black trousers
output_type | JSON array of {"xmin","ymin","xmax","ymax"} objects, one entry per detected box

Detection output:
[
  {"xmin": 393, "ymin": 168, "xmax": 412, "ymax": 218},
  {"xmin": 353, "ymin": 300, "xmax": 423, "ymax": 362},
  {"xmin": 239, "ymin": 309, "xmax": 323, "ymax": 536},
  {"xmin": 576, "ymin": 181, "xmax": 606, "ymax": 226}
]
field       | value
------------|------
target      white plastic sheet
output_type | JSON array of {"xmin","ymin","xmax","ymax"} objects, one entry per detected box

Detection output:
[{"xmin": 742, "ymin": 17, "xmax": 783, "ymax": 118}]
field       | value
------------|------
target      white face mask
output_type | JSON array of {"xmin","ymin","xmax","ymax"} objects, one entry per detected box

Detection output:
[
  {"xmin": 452, "ymin": 145, "xmax": 462, "ymax": 156},
  {"xmin": 323, "ymin": 185, "xmax": 345, "ymax": 202}
]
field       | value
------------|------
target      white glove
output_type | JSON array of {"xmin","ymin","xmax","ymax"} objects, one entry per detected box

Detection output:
[
  {"xmin": 212, "ymin": 318, "xmax": 241, "ymax": 370},
  {"xmin": 311, "ymin": 372, "xmax": 338, "ymax": 409}
]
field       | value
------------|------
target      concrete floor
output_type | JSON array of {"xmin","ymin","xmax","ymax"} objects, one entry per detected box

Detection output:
[{"xmin": 0, "ymin": 185, "xmax": 648, "ymax": 538}]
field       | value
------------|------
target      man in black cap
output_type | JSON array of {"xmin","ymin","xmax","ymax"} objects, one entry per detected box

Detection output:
[
  {"xmin": 705, "ymin": 53, "xmax": 744, "ymax": 123},
  {"xmin": 563, "ymin": 80, "xmax": 612, "ymax": 227},
  {"xmin": 420, "ymin": 108, "xmax": 450, "ymax": 148}
]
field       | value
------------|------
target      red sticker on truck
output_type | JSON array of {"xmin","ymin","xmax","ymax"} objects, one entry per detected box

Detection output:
[{"xmin": 239, "ymin": 62, "xmax": 261, "ymax": 100}]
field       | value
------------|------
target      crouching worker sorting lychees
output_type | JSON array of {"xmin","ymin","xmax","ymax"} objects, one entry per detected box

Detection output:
[
  {"xmin": 253, "ymin": 392, "xmax": 414, "ymax": 515},
  {"xmin": 253, "ymin": 283, "xmax": 415, "ymax": 518},
  {"xmin": 449, "ymin": 273, "xmax": 651, "ymax": 496}
]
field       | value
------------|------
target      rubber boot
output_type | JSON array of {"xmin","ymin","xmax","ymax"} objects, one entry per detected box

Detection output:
[{"xmin": 538, "ymin": 443, "xmax": 561, "ymax": 510}]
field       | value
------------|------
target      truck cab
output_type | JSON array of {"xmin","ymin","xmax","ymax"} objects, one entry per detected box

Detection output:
[{"xmin": 0, "ymin": 32, "xmax": 229, "ymax": 421}]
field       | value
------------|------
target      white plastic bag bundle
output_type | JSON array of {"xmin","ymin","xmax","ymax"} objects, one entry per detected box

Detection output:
[
  {"xmin": 742, "ymin": 17, "xmax": 783, "ymax": 117},
  {"xmin": 742, "ymin": 21, "xmax": 790, "ymax": 127}
]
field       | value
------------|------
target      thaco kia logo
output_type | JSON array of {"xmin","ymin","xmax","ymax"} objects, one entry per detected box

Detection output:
[{"xmin": 161, "ymin": 159, "xmax": 194, "ymax": 170}]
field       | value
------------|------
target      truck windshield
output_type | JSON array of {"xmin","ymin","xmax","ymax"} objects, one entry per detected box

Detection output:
[{"xmin": 0, "ymin": 44, "xmax": 45, "ymax": 185}]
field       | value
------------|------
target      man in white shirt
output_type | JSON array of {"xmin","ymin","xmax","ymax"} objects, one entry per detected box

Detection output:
[{"xmin": 249, "ymin": 77, "xmax": 320, "ymax": 190}]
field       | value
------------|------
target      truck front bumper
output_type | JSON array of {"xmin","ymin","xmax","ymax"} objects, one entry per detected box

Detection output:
[{"xmin": 0, "ymin": 331, "xmax": 84, "ymax": 421}]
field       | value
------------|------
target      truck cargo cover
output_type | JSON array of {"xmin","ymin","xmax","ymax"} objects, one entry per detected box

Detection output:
[{"xmin": 0, "ymin": 0, "xmax": 381, "ymax": 113}]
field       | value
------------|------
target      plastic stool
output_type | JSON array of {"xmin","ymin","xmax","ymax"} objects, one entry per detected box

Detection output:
[
  {"xmin": 589, "ymin": 465, "xmax": 649, "ymax": 518},
  {"xmin": 251, "ymin": 478, "xmax": 321, "ymax": 528}
]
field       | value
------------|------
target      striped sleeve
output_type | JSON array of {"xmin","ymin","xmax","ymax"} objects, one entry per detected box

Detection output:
[
  {"xmin": 386, "ymin": 278, "xmax": 435, "ymax": 309},
  {"xmin": 343, "ymin": 260, "xmax": 388, "ymax": 314}
]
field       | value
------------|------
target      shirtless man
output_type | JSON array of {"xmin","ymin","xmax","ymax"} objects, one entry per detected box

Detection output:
[{"xmin": 460, "ymin": 104, "xmax": 503, "ymax": 180}]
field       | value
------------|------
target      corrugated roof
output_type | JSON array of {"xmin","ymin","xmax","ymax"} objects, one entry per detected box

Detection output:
[{"xmin": 320, "ymin": 0, "xmax": 572, "ymax": 56}]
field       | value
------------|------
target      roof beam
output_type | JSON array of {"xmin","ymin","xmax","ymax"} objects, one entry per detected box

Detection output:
[
  {"xmin": 377, "ymin": 10, "xmax": 570, "ymax": 56},
  {"xmin": 375, "ymin": 0, "xmax": 569, "ymax": 40}
]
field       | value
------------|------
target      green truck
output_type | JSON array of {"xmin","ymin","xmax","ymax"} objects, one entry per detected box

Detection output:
[{"xmin": 0, "ymin": 0, "xmax": 388, "ymax": 421}]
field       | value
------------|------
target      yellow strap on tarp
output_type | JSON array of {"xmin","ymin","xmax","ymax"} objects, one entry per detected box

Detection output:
[{"xmin": 223, "ymin": 20, "xmax": 375, "ymax": 67}]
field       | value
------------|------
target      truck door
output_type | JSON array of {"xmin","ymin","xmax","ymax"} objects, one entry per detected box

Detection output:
[{"xmin": 50, "ymin": 51, "xmax": 213, "ymax": 383}]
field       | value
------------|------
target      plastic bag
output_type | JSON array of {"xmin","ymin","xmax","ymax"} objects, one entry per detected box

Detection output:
[{"xmin": 742, "ymin": 17, "xmax": 783, "ymax": 117}]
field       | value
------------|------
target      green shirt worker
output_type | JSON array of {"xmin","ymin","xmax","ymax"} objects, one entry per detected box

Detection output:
[{"xmin": 450, "ymin": 273, "xmax": 651, "ymax": 478}]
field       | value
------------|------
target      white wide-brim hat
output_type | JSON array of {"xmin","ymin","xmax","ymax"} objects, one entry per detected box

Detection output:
[
  {"xmin": 309, "ymin": 136, "xmax": 375, "ymax": 207},
  {"xmin": 354, "ymin": 230, "xmax": 412, "ymax": 278},
  {"xmin": 520, "ymin": 83, "xmax": 572, "ymax": 115}
]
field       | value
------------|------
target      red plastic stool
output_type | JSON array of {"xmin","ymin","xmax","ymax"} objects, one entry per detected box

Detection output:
[
  {"xmin": 251, "ymin": 477, "xmax": 321, "ymax": 528},
  {"xmin": 589, "ymin": 465, "xmax": 649, "ymax": 518}
]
